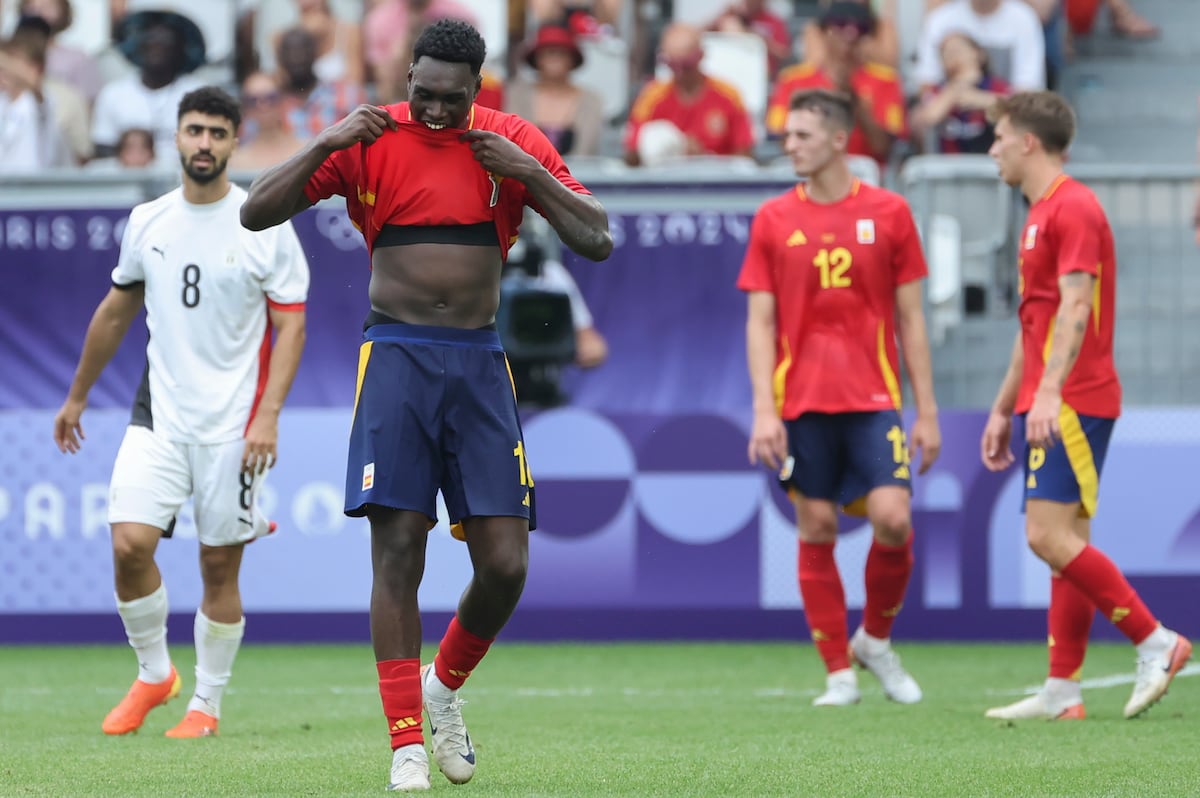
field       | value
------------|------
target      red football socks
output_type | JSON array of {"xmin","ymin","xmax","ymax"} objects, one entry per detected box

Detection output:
[
  {"xmin": 1048, "ymin": 573, "xmax": 1094, "ymax": 679},
  {"xmin": 1061, "ymin": 545, "xmax": 1158, "ymax": 644},
  {"xmin": 798, "ymin": 541, "xmax": 850, "ymax": 672},
  {"xmin": 377, "ymin": 659, "xmax": 422, "ymax": 750},
  {"xmin": 862, "ymin": 534, "xmax": 914, "ymax": 640},
  {"xmin": 434, "ymin": 616, "xmax": 494, "ymax": 690}
]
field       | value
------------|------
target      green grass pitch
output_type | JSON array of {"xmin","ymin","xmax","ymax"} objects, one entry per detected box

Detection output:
[{"xmin": 1, "ymin": 641, "xmax": 1195, "ymax": 797}]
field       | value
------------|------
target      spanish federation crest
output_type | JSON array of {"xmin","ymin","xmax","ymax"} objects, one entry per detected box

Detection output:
[
  {"xmin": 856, "ymin": 219, "xmax": 875, "ymax": 244},
  {"xmin": 1024, "ymin": 224, "xmax": 1038, "ymax": 250}
]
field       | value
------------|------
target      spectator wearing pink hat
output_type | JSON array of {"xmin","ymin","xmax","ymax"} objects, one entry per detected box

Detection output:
[{"xmin": 505, "ymin": 24, "xmax": 604, "ymax": 157}]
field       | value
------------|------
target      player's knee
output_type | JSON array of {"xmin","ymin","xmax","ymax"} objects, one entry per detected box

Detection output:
[
  {"xmin": 1024, "ymin": 522, "xmax": 1058, "ymax": 562},
  {"xmin": 475, "ymin": 549, "xmax": 528, "ymax": 596},
  {"xmin": 110, "ymin": 527, "xmax": 157, "ymax": 572},
  {"xmin": 796, "ymin": 502, "xmax": 839, "ymax": 543},
  {"xmin": 198, "ymin": 547, "xmax": 241, "ymax": 590},
  {"xmin": 871, "ymin": 512, "xmax": 912, "ymax": 547}
]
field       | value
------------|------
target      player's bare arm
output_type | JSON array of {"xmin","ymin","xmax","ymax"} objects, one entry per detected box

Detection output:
[
  {"xmin": 1026, "ymin": 270, "xmax": 1094, "ymax": 450},
  {"xmin": 53, "ymin": 285, "xmax": 145, "ymax": 454},
  {"xmin": 895, "ymin": 280, "xmax": 941, "ymax": 473},
  {"xmin": 242, "ymin": 306, "xmax": 306, "ymax": 474},
  {"xmin": 745, "ymin": 290, "xmax": 787, "ymax": 471},
  {"xmin": 241, "ymin": 105, "xmax": 399, "ymax": 230},
  {"xmin": 981, "ymin": 331, "xmax": 1023, "ymax": 471},
  {"xmin": 460, "ymin": 129, "xmax": 613, "ymax": 262}
]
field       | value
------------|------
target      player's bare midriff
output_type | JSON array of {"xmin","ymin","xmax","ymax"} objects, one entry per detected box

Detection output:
[{"xmin": 369, "ymin": 242, "xmax": 504, "ymax": 328}]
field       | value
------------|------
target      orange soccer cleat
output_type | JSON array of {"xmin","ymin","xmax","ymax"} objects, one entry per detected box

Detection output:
[
  {"xmin": 101, "ymin": 666, "xmax": 182, "ymax": 735},
  {"xmin": 165, "ymin": 709, "xmax": 219, "ymax": 738}
]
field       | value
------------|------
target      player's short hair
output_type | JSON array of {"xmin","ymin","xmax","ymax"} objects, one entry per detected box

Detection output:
[
  {"xmin": 988, "ymin": 91, "xmax": 1076, "ymax": 155},
  {"xmin": 177, "ymin": 86, "xmax": 241, "ymax": 131},
  {"xmin": 788, "ymin": 88, "xmax": 854, "ymax": 133},
  {"xmin": 413, "ymin": 18, "xmax": 487, "ymax": 76}
]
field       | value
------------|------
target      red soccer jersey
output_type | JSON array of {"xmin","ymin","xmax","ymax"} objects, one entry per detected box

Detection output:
[
  {"xmin": 766, "ymin": 62, "xmax": 907, "ymax": 162},
  {"xmin": 737, "ymin": 180, "xmax": 928, "ymax": 419},
  {"xmin": 303, "ymin": 103, "xmax": 588, "ymax": 259},
  {"xmin": 1015, "ymin": 175, "xmax": 1121, "ymax": 417},
  {"xmin": 623, "ymin": 76, "xmax": 755, "ymax": 157}
]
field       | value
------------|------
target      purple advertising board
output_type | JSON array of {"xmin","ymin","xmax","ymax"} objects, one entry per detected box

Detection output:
[{"xmin": 1, "ymin": 206, "xmax": 1198, "ymax": 643}]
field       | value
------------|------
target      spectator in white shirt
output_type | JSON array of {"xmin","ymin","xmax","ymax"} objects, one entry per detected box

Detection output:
[
  {"xmin": 915, "ymin": 0, "xmax": 1045, "ymax": 91},
  {"xmin": 0, "ymin": 34, "xmax": 71, "ymax": 173},
  {"xmin": 91, "ymin": 11, "xmax": 206, "ymax": 164}
]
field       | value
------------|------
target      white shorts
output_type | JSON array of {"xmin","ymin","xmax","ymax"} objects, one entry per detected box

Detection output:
[{"xmin": 108, "ymin": 425, "xmax": 271, "ymax": 547}]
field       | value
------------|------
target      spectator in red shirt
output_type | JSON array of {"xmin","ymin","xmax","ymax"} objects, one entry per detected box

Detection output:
[
  {"xmin": 623, "ymin": 22, "xmax": 756, "ymax": 165},
  {"xmin": 709, "ymin": 0, "xmax": 793, "ymax": 79},
  {"xmin": 475, "ymin": 68, "xmax": 504, "ymax": 110},
  {"xmin": 766, "ymin": 1, "xmax": 905, "ymax": 164},
  {"xmin": 912, "ymin": 31, "xmax": 1011, "ymax": 153}
]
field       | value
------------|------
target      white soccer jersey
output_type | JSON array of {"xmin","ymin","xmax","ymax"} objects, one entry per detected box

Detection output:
[{"xmin": 111, "ymin": 184, "xmax": 309, "ymax": 444}]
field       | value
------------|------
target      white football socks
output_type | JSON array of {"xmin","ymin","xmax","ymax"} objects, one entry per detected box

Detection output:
[
  {"xmin": 188, "ymin": 610, "xmax": 245, "ymax": 719},
  {"xmin": 116, "ymin": 584, "xmax": 172, "ymax": 684}
]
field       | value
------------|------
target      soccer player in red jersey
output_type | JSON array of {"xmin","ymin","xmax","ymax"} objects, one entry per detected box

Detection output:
[
  {"xmin": 240, "ymin": 19, "xmax": 612, "ymax": 790},
  {"xmin": 981, "ymin": 91, "xmax": 1191, "ymax": 721},
  {"xmin": 623, "ymin": 22, "xmax": 756, "ymax": 163},
  {"xmin": 738, "ymin": 88, "xmax": 941, "ymax": 707}
]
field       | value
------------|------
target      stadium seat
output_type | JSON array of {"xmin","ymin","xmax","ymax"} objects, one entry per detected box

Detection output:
[
  {"xmin": 899, "ymin": 155, "xmax": 1015, "ymax": 316},
  {"xmin": 457, "ymin": 0, "xmax": 508, "ymax": 70},
  {"xmin": 698, "ymin": 32, "xmax": 769, "ymax": 124},
  {"xmin": 574, "ymin": 36, "xmax": 631, "ymax": 123},
  {"xmin": 925, "ymin": 214, "xmax": 964, "ymax": 346}
]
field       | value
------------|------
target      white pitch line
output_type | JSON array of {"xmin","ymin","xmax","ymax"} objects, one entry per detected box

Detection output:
[{"xmin": 987, "ymin": 662, "xmax": 1200, "ymax": 697}]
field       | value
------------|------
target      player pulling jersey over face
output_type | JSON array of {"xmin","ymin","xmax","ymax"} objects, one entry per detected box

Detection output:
[{"xmin": 239, "ymin": 19, "xmax": 612, "ymax": 791}]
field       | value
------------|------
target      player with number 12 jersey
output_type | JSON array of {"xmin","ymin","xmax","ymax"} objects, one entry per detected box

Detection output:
[{"xmin": 738, "ymin": 177, "xmax": 927, "ymax": 419}]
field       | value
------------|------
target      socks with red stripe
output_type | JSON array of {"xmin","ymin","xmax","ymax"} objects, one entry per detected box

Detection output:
[
  {"xmin": 377, "ymin": 659, "xmax": 423, "ymax": 750},
  {"xmin": 434, "ymin": 616, "xmax": 494, "ymax": 690},
  {"xmin": 798, "ymin": 541, "xmax": 849, "ymax": 672},
  {"xmin": 1048, "ymin": 574, "xmax": 1094, "ymax": 680},
  {"xmin": 862, "ymin": 534, "xmax": 914, "ymax": 640},
  {"xmin": 1060, "ymin": 545, "xmax": 1158, "ymax": 645}
]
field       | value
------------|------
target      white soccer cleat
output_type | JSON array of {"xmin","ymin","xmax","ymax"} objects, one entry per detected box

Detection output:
[
  {"xmin": 850, "ymin": 628, "xmax": 923, "ymax": 704},
  {"xmin": 387, "ymin": 743, "xmax": 430, "ymax": 792},
  {"xmin": 812, "ymin": 668, "xmax": 861, "ymax": 706},
  {"xmin": 1124, "ymin": 630, "xmax": 1192, "ymax": 719},
  {"xmin": 422, "ymin": 664, "xmax": 476, "ymax": 784},
  {"xmin": 985, "ymin": 691, "xmax": 1086, "ymax": 720}
]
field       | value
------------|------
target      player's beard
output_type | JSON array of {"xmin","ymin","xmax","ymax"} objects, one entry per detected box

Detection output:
[{"xmin": 181, "ymin": 152, "xmax": 228, "ymax": 184}]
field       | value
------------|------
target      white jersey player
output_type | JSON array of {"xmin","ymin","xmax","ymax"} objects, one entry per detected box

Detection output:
[{"xmin": 53, "ymin": 87, "xmax": 309, "ymax": 740}]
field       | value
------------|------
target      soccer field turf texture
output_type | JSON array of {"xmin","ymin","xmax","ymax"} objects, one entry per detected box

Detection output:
[{"xmin": 1, "ymin": 642, "xmax": 1195, "ymax": 797}]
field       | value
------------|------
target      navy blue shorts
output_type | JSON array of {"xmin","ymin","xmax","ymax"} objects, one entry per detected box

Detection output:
[
  {"xmin": 782, "ymin": 410, "xmax": 911, "ymax": 513},
  {"xmin": 345, "ymin": 315, "xmax": 536, "ymax": 531},
  {"xmin": 1021, "ymin": 408, "xmax": 1114, "ymax": 518}
]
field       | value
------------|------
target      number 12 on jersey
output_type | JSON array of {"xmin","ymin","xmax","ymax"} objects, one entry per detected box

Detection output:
[{"xmin": 813, "ymin": 247, "xmax": 852, "ymax": 289}]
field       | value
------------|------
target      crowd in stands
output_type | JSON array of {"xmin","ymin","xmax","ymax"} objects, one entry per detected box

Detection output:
[{"xmin": 0, "ymin": 0, "xmax": 1168, "ymax": 176}]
